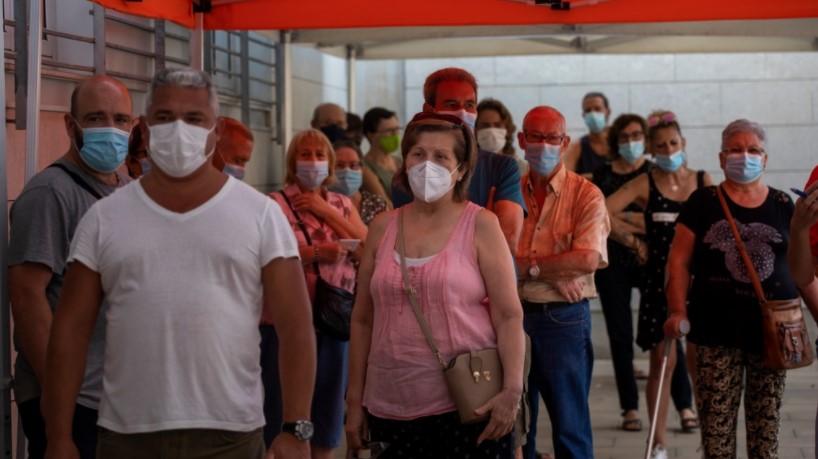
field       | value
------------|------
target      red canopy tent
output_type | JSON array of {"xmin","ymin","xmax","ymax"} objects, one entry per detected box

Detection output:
[{"xmin": 93, "ymin": 0, "xmax": 818, "ymax": 30}]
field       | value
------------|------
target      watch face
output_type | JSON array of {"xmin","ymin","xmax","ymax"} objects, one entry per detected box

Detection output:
[{"xmin": 295, "ymin": 421, "xmax": 314, "ymax": 440}]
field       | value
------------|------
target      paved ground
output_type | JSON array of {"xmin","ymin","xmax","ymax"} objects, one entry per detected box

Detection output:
[{"xmin": 338, "ymin": 302, "xmax": 818, "ymax": 458}]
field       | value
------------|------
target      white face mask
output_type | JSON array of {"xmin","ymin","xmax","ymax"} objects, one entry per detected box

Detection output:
[
  {"xmin": 148, "ymin": 120, "xmax": 214, "ymax": 178},
  {"xmin": 408, "ymin": 161, "xmax": 458, "ymax": 203},
  {"xmin": 477, "ymin": 127, "xmax": 507, "ymax": 154}
]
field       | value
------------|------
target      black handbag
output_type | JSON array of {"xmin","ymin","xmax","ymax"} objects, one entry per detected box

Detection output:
[{"xmin": 279, "ymin": 191, "xmax": 353, "ymax": 341}]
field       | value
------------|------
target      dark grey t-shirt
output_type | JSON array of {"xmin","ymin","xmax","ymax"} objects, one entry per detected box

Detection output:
[{"xmin": 9, "ymin": 158, "xmax": 127, "ymax": 409}]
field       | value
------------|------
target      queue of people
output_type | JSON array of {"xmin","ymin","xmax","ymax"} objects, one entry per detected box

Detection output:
[{"xmin": 6, "ymin": 64, "xmax": 818, "ymax": 459}]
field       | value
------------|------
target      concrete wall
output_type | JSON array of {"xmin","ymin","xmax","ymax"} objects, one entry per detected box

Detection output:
[
  {"xmin": 291, "ymin": 45, "xmax": 349, "ymax": 132},
  {"xmin": 358, "ymin": 52, "xmax": 818, "ymax": 194}
]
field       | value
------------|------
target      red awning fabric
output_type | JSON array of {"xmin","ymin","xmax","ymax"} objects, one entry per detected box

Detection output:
[{"xmin": 92, "ymin": 0, "xmax": 818, "ymax": 31}]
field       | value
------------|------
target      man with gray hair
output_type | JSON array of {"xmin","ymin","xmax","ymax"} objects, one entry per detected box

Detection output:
[{"xmin": 42, "ymin": 67, "xmax": 317, "ymax": 459}]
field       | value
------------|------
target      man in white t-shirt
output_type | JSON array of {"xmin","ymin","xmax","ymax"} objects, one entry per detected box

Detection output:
[{"xmin": 42, "ymin": 68, "xmax": 317, "ymax": 459}]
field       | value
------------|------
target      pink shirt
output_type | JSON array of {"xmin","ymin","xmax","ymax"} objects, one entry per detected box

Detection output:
[
  {"xmin": 364, "ymin": 203, "xmax": 497, "ymax": 420},
  {"xmin": 271, "ymin": 184, "xmax": 357, "ymax": 301}
]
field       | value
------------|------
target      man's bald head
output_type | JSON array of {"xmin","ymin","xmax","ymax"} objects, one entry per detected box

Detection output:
[
  {"xmin": 311, "ymin": 103, "xmax": 347, "ymax": 129},
  {"xmin": 70, "ymin": 75, "xmax": 132, "ymax": 119},
  {"xmin": 522, "ymin": 106, "xmax": 566, "ymax": 133}
]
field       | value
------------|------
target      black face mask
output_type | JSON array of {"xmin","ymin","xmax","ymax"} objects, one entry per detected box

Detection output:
[{"xmin": 320, "ymin": 124, "xmax": 346, "ymax": 143}]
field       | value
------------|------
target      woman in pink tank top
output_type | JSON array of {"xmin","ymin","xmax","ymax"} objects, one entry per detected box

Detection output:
[{"xmin": 346, "ymin": 113, "xmax": 525, "ymax": 459}]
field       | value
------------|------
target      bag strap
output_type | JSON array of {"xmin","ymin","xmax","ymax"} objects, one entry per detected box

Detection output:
[
  {"xmin": 715, "ymin": 185, "xmax": 767, "ymax": 302},
  {"xmin": 48, "ymin": 163, "xmax": 103, "ymax": 200},
  {"xmin": 278, "ymin": 190, "xmax": 321, "ymax": 277},
  {"xmin": 397, "ymin": 209, "xmax": 447, "ymax": 368}
]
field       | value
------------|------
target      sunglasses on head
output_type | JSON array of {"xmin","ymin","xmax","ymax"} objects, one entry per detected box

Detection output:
[{"xmin": 647, "ymin": 112, "xmax": 677, "ymax": 128}]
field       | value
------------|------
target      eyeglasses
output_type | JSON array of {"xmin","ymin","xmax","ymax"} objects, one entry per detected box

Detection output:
[
  {"xmin": 618, "ymin": 131, "xmax": 645, "ymax": 142},
  {"xmin": 647, "ymin": 112, "xmax": 677, "ymax": 128},
  {"xmin": 722, "ymin": 147, "xmax": 765, "ymax": 155},
  {"xmin": 523, "ymin": 131, "xmax": 566, "ymax": 145}
]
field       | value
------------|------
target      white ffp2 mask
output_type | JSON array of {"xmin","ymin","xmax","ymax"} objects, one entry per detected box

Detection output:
[{"xmin": 408, "ymin": 161, "xmax": 458, "ymax": 203}]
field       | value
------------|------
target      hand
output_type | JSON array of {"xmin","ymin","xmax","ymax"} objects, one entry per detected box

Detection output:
[
  {"xmin": 474, "ymin": 389, "xmax": 521, "ymax": 445},
  {"xmin": 293, "ymin": 193, "xmax": 334, "ymax": 219},
  {"xmin": 792, "ymin": 182, "xmax": 818, "ymax": 232},
  {"xmin": 554, "ymin": 278, "xmax": 585, "ymax": 303},
  {"xmin": 663, "ymin": 312, "xmax": 689, "ymax": 340},
  {"xmin": 345, "ymin": 402, "xmax": 367, "ymax": 451},
  {"xmin": 315, "ymin": 242, "xmax": 348, "ymax": 264},
  {"xmin": 44, "ymin": 437, "xmax": 80, "ymax": 459},
  {"xmin": 270, "ymin": 433, "xmax": 310, "ymax": 459},
  {"xmin": 634, "ymin": 239, "xmax": 649, "ymax": 266}
]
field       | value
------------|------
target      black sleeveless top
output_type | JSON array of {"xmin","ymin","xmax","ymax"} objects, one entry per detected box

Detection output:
[
  {"xmin": 577, "ymin": 135, "xmax": 609, "ymax": 176},
  {"xmin": 592, "ymin": 162, "xmax": 651, "ymax": 269}
]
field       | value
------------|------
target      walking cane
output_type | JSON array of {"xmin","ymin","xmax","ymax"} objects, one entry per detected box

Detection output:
[{"xmin": 644, "ymin": 319, "xmax": 690, "ymax": 459}]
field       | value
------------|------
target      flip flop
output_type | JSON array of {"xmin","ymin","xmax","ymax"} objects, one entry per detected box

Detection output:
[
  {"xmin": 681, "ymin": 415, "xmax": 699, "ymax": 432},
  {"xmin": 622, "ymin": 418, "xmax": 643, "ymax": 432}
]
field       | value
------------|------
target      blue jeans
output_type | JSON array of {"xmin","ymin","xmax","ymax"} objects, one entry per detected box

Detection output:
[{"xmin": 522, "ymin": 300, "xmax": 594, "ymax": 459}]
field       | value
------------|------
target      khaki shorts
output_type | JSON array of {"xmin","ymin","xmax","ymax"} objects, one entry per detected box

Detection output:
[{"xmin": 96, "ymin": 427, "xmax": 265, "ymax": 459}]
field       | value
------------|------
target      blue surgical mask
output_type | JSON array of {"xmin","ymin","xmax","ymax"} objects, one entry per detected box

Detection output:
[
  {"xmin": 437, "ymin": 109, "xmax": 477, "ymax": 131},
  {"xmin": 296, "ymin": 160, "xmax": 329, "ymax": 190},
  {"xmin": 725, "ymin": 153, "xmax": 764, "ymax": 184},
  {"xmin": 654, "ymin": 150, "xmax": 685, "ymax": 172},
  {"xmin": 76, "ymin": 126, "xmax": 130, "ymax": 173},
  {"xmin": 329, "ymin": 168, "xmax": 363, "ymax": 196},
  {"xmin": 583, "ymin": 111, "xmax": 607, "ymax": 134},
  {"xmin": 618, "ymin": 141, "xmax": 645, "ymax": 165},
  {"xmin": 223, "ymin": 163, "xmax": 246, "ymax": 181},
  {"xmin": 525, "ymin": 143, "xmax": 562, "ymax": 176},
  {"xmin": 138, "ymin": 158, "xmax": 152, "ymax": 176}
]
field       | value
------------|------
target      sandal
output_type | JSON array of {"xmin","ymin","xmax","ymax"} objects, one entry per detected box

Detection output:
[
  {"xmin": 681, "ymin": 415, "xmax": 699, "ymax": 432},
  {"xmin": 622, "ymin": 417, "xmax": 643, "ymax": 432}
]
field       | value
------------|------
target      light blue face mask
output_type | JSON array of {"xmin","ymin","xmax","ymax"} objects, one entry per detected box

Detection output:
[
  {"xmin": 725, "ymin": 153, "xmax": 764, "ymax": 184},
  {"xmin": 223, "ymin": 163, "xmax": 246, "ymax": 181},
  {"xmin": 583, "ymin": 111, "xmax": 607, "ymax": 134},
  {"xmin": 525, "ymin": 143, "xmax": 562, "ymax": 176},
  {"xmin": 654, "ymin": 150, "xmax": 685, "ymax": 172},
  {"xmin": 618, "ymin": 141, "xmax": 645, "ymax": 165},
  {"xmin": 329, "ymin": 168, "xmax": 363, "ymax": 196},
  {"xmin": 77, "ymin": 126, "xmax": 130, "ymax": 173}
]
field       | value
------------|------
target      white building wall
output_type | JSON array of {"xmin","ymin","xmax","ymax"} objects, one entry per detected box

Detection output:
[{"xmin": 359, "ymin": 52, "xmax": 818, "ymax": 194}]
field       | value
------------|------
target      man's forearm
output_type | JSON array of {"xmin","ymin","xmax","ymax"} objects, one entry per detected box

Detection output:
[
  {"xmin": 533, "ymin": 250, "xmax": 598, "ymax": 282},
  {"xmin": 10, "ymin": 292, "xmax": 53, "ymax": 383},
  {"xmin": 494, "ymin": 201, "xmax": 523, "ymax": 253},
  {"xmin": 43, "ymin": 321, "xmax": 89, "ymax": 440},
  {"xmin": 277, "ymin": 323, "xmax": 317, "ymax": 421}
]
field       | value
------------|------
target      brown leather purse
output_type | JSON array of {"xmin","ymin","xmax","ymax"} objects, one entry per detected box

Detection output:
[
  {"xmin": 397, "ymin": 210, "xmax": 503, "ymax": 423},
  {"xmin": 716, "ymin": 186, "xmax": 814, "ymax": 370}
]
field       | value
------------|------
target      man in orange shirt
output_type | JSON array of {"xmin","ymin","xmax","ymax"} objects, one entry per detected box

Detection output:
[{"xmin": 516, "ymin": 106, "xmax": 610, "ymax": 459}]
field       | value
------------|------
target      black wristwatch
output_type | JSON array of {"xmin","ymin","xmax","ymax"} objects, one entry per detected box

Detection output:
[{"xmin": 281, "ymin": 420, "xmax": 314, "ymax": 441}]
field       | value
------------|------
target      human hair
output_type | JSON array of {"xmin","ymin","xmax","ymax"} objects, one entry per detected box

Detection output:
[
  {"xmin": 646, "ymin": 110, "xmax": 682, "ymax": 143},
  {"xmin": 607, "ymin": 114, "xmax": 647, "ymax": 159},
  {"xmin": 394, "ymin": 113, "xmax": 477, "ymax": 203},
  {"xmin": 582, "ymin": 91, "xmax": 609, "ymax": 110},
  {"xmin": 476, "ymin": 98, "xmax": 517, "ymax": 156},
  {"xmin": 311, "ymin": 103, "xmax": 345, "ymax": 128},
  {"xmin": 423, "ymin": 67, "xmax": 478, "ymax": 107},
  {"xmin": 721, "ymin": 119, "xmax": 766, "ymax": 150},
  {"xmin": 285, "ymin": 129, "xmax": 336, "ymax": 186},
  {"xmin": 146, "ymin": 67, "xmax": 219, "ymax": 115},
  {"xmin": 128, "ymin": 120, "xmax": 147, "ymax": 159},
  {"xmin": 362, "ymin": 107, "xmax": 397, "ymax": 135},
  {"xmin": 332, "ymin": 139, "xmax": 364, "ymax": 161},
  {"xmin": 220, "ymin": 116, "xmax": 254, "ymax": 143}
]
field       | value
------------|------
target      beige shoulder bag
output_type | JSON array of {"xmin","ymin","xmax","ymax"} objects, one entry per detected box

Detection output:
[{"xmin": 397, "ymin": 209, "xmax": 503, "ymax": 423}]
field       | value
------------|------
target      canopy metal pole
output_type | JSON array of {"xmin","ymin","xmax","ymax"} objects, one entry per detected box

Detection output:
[
  {"xmin": 346, "ymin": 45, "xmax": 356, "ymax": 113},
  {"xmin": 0, "ymin": 3, "xmax": 13, "ymax": 458},
  {"xmin": 190, "ymin": 12, "xmax": 204, "ymax": 70},
  {"xmin": 25, "ymin": 0, "xmax": 43, "ymax": 181},
  {"xmin": 93, "ymin": 4, "xmax": 107, "ymax": 74},
  {"xmin": 276, "ymin": 30, "xmax": 293, "ymax": 152}
]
